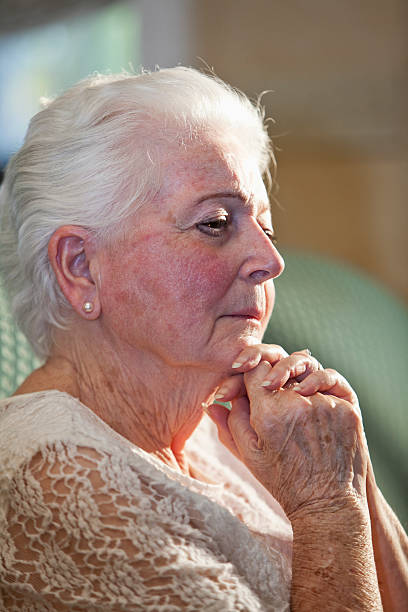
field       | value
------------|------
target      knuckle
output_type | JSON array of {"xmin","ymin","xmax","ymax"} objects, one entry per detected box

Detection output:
[
  {"xmin": 252, "ymin": 360, "xmax": 272, "ymax": 378},
  {"xmin": 312, "ymin": 368, "xmax": 325, "ymax": 378},
  {"xmin": 295, "ymin": 348, "xmax": 311, "ymax": 356},
  {"xmin": 343, "ymin": 404, "xmax": 361, "ymax": 425},
  {"xmin": 291, "ymin": 351, "xmax": 316, "ymax": 368},
  {"xmin": 277, "ymin": 355, "xmax": 296, "ymax": 371},
  {"xmin": 310, "ymin": 357, "xmax": 322, "ymax": 370},
  {"xmin": 267, "ymin": 343, "xmax": 286, "ymax": 352},
  {"xmin": 310, "ymin": 392, "xmax": 332, "ymax": 410},
  {"xmin": 323, "ymin": 397, "xmax": 361, "ymax": 427},
  {"xmin": 317, "ymin": 368, "xmax": 332, "ymax": 380},
  {"xmin": 323, "ymin": 367, "xmax": 339, "ymax": 380}
]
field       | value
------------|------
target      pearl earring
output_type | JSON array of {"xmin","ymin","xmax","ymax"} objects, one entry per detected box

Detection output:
[{"xmin": 83, "ymin": 301, "xmax": 94, "ymax": 313}]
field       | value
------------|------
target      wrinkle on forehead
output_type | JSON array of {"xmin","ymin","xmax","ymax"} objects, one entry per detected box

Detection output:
[{"xmin": 154, "ymin": 135, "xmax": 267, "ymax": 209}]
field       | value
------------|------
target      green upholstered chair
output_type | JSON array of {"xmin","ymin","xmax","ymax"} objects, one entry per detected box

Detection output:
[
  {"xmin": 0, "ymin": 286, "xmax": 41, "ymax": 398},
  {"xmin": 1, "ymin": 251, "xmax": 407, "ymax": 523}
]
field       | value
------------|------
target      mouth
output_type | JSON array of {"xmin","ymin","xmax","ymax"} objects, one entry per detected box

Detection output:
[{"xmin": 224, "ymin": 309, "xmax": 263, "ymax": 322}]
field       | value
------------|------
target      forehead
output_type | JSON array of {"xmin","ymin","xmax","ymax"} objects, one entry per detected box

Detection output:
[{"xmin": 154, "ymin": 136, "xmax": 269, "ymax": 214}]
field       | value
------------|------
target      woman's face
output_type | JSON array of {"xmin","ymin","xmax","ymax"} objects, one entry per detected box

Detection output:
[{"xmin": 97, "ymin": 135, "xmax": 284, "ymax": 373}]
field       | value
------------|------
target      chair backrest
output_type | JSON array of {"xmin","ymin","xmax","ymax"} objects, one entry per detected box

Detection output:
[
  {"xmin": 264, "ymin": 250, "xmax": 408, "ymax": 525},
  {"xmin": 0, "ymin": 285, "xmax": 40, "ymax": 398}
]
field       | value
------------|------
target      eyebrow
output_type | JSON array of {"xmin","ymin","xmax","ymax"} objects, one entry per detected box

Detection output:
[{"xmin": 195, "ymin": 191, "xmax": 271, "ymax": 214}]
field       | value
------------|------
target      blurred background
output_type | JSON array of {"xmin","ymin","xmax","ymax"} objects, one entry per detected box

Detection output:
[
  {"xmin": 1, "ymin": 0, "xmax": 407, "ymax": 302},
  {"xmin": 0, "ymin": 0, "xmax": 407, "ymax": 520}
]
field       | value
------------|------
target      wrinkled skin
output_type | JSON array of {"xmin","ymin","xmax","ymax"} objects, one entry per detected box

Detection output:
[
  {"xmin": 36, "ymin": 127, "xmax": 405, "ymax": 611},
  {"xmin": 208, "ymin": 345, "xmax": 366, "ymax": 517},
  {"xmin": 208, "ymin": 345, "xmax": 408, "ymax": 611}
]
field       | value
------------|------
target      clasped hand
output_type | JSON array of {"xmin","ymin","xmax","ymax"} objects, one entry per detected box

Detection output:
[{"xmin": 207, "ymin": 345, "xmax": 369, "ymax": 519}]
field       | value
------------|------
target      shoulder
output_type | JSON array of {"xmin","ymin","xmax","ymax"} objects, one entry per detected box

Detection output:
[
  {"xmin": 0, "ymin": 390, "xmax": 193, "ymax": 496},
  {"xmin": 0, "ymin": 390, "xmax": 140, "ymax": 481},
  {"xmin": 0, "ymin": 390, "xmax": 101, "ymax": 446}
]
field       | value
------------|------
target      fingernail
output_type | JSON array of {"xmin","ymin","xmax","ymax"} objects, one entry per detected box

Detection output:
[
  {"xmin": 292, "ymin": 385, "xmax": 302, "ymax": 392},
  {"xmin": 231, "ymin": 361, "xmax": 243, "ymax": 369},
  {"xmin": 215, "ymin": 386, "xmax": 228, "ymax": 399},
  {"xmin": 261, "ymin": 380, "xmax": 273, "ymax": 387}
]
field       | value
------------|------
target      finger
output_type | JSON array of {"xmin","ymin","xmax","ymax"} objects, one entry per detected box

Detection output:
[
  {"xmin": 243, "ymin": 365, "xmax": 313, "ymax": 438},
  {"xmin": 214, "ymin": 374, "xmax": 246, "ymax": 402},
  {"xmin": 204, "ymin": 403, "xmax": 240, "ymax": 457},
  {"xmin": 214, "ymin": 344, "xmax": 288, "ymax": 402},
  {"xmin": 293, "ymin": 369, "xmax": 358, "ymax": 404},
  {"xmin": 231, "ymin": 344, "xmax": 288, "ymax": 373},
  {"xmin": 243, "ymin": 360, "xmax": 277, "ymax": 407},
  {"xmin": 292, "ymin": 349, "xmax": 322, "ymax": 382},
  {"xmin": 227, "ymin": 396, "xmax": 260, "ymax": 458},
  {"xmin": 244, "ymin": 359, "xmax": 274, "ymax": 389},
  {"xmin": 258, "ymin": 350, "xmax": 322, "ymax": 390}
]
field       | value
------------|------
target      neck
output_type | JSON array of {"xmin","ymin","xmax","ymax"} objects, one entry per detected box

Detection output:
[{"xmin": 40, "ymin": 334, "xmax": 223, "ymax": 474}]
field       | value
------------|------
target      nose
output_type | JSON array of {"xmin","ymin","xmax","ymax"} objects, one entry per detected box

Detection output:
[{"xmin": 238, "ymin": 223, "xmax": 285, "ymax": 283}]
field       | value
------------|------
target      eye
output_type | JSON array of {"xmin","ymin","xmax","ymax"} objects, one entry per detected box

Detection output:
[
  {"xmin": 263, "ymin": 228, "xmax": 278, "ymax": 245},
  {"xmin": 196, "ymin": 215, "xmax": 230, "ymax": 237}
]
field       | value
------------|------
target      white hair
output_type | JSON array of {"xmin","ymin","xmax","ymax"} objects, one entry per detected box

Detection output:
[{"xmin": 0, "ymin": 66, "xmax": 274, "ymax": 359}]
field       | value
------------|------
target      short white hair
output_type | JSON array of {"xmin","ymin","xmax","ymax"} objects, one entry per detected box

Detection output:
[{"xmin": 0, "ymin": 66, "xmax": 274, "ymax": 359}]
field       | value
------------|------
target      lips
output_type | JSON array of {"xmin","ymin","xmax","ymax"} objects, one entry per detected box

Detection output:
[
  {"xmin": 221, "ymin": 290, "xmax": 266, "ymax": 323},
  {"xmin": 225, "ymin": 308, "xmax": 263, "ymax": 321}
]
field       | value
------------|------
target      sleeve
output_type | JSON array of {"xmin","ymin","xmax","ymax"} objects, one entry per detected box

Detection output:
[{"xmin": 0, "ymin": 441, "xmax": 272, "ymax": 611}]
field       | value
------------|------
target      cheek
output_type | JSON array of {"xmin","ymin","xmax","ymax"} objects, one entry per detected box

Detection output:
[
  {"xmin": 169, "ymin": 251, "xmax": 233, "ymax": 307},
  {"xmin": 103, "ymin": 234, "xmax": 234, "ymax": 317}
]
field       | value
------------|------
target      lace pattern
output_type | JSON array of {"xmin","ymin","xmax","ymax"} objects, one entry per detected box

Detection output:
[{"xmin": 0, "ymin": 391, "xmax": 291, "ymax": 611}]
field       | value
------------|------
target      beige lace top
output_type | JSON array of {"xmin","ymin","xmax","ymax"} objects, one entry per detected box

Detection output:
[{"xmin": 0, "ymin": 391, "xmax": 292, "ymax": 611}]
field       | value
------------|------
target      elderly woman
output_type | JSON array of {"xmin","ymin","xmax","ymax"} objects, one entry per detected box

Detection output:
[{"xmin": 0, "ymin": 67, "xmax": 406, "ymax": 611}]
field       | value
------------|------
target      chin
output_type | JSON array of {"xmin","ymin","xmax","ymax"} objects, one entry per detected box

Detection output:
[{"xmin": 209, "ymin": 330, "xmax": 263, "ymax": 373}]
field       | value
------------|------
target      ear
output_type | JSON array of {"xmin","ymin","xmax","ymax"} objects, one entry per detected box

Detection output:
[{"xmin": 48, "ymin": 225, "xmax": 101, "ymax": 320}]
